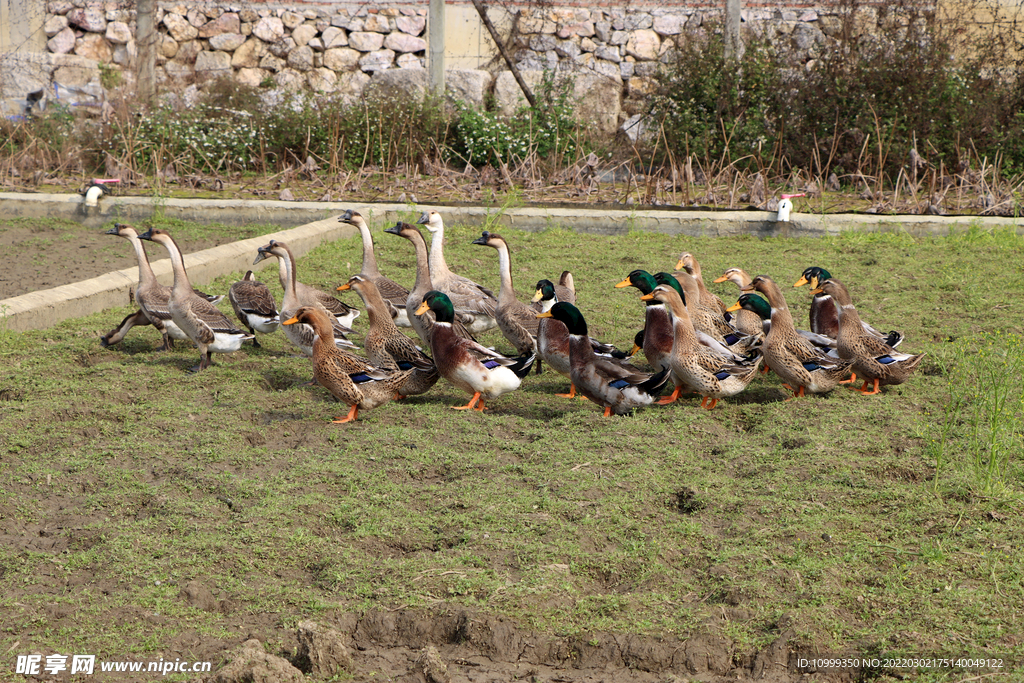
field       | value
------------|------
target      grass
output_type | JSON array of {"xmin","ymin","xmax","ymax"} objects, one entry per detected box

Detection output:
[{"xmin": 0, "ymin": 219, "xmax": 1022, "ymax": 680}]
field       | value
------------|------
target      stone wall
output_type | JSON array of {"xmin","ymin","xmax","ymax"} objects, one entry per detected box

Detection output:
[{"xmin": 25, "ymin": 2, "xmax": 858, "ymax": 131}]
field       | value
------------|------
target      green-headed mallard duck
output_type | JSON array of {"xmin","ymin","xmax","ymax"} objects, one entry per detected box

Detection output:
[
  {"xmin": 615, "ymin": 269, "xmax": 673, "ymax": 373},
  {"xmin": 139, "ymin": 228, "xmax": 252, "ymax": 371},
  {"xmin": 337, "ymin": 275, "xmax": 438, "ymax": 398},
  {"xmin": 642, "ymin": 285, "xmax": 761, "ymax": 408},
  {"xmin": 282, "ymin": 306, "xmax": 411, "ymax": 423},
  {"xmin": 532, "ymin": 278, "xmax": 630, "ymax": 398},
  {"xmin": 739, "ymin": 275, "xmax": 853, "ymax": 399},
  {"xmin": 810, "ymin": 278, "xmax": 925, "ymax": 395},
  {"xmin": 417, "ymin": 210, "xmax": 498, "ymax": 334},
  {"xmin": 794, "ymin": 266, "xmax": 903, "ymax": 347},
  {"xmin": 538, "ymin": 302, "xmax": 669, "ymax": 416},
  {"xmin": 228, "ymin": 270, "xmax": 279, "ymax": 347},
  {"xmin": 339, "ymin": 209, "xmax": 411, "ymax": 326},
  {"xmin": 415, "ymin": 290, "xmax": 533, "ymax": 412}
]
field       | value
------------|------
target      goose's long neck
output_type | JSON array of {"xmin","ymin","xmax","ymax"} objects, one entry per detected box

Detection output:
[
  {"xmin": 428, "ymin": 228, "xmax": 451, "ymax": 278},
  {"xmin": 360, "ymin": 284, "xmax": 393, "ymax": 331},
  {"xmin": 162, "ymin": 236, "xmax": 192, "ymax": 295},
  {"xmin": 357, "ymin": 220, "xmax": 381, "ymax": 277},
  {"xmin": 495, "ymin": 242, "xmax": 516, "ymax": 305},
  {"xmin": 276, "ymin": 249, "xmax": 299, "ymax": 311},
  {"xmin": 409, "ymin": 232, "xmax": 433, "ymax": 297},
  {"xmin": 127, "ymin": 234, "xmax": 159, "ymax": 289}
]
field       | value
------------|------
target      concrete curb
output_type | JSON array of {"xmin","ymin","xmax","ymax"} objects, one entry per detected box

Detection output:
[
  {"xmin": 2, "ymin": 192, "xmax": 1020, "ymax": 235},
  {"xmin": 1, "ymin": 193, "xmax": 1021, "ymax": 333}
]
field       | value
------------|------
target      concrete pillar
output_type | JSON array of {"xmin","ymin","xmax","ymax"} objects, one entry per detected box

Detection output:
[
  {"xmin": 0, "ymin": 0, "xmax": 45, "ymax": 52},
  {"xmin": 1, "ymin": 0, "xmax": 48, "ymax": 115},
  {"xmin": 428, "ymin": 0, "xmax": 445, "ymax": 94}
]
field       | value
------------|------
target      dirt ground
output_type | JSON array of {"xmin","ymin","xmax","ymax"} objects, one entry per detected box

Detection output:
[{"xmin": 0, "ymin": 220, "xmax": 244, "ymax": 300}]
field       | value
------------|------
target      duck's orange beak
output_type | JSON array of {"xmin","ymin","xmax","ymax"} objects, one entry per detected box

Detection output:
[
  {"xmin": 536, "ymin": 311, "xmax": 553, "ymax": 318},
  {"xmin": 639, "ymin": 292, "xmax": 654, "ymax": 301},
  {"xmin": 713, "ymin": 274, "xmax": 729, "ymax": 283},
  {"xmin": 336, "ymin": 282, "xmax": 351, "ymax": 291},
  {"xmin": 282, "ymin": 315, "xmax": 299, "ymax": 325},
  {"xmin": 674, "ymin": 258, "xmax": 686, "ymax": 271},
  {"xmin": 414, "ymin": 301, "xmax": 430, "ymax": 316},
  {"xmin": 793, "ymin": 275, "xmax": 810, "ymax": 288},
  {"xmin": 725, "ymin": 302, "xmax": 742, "ymax": 313},
  {"xmin": 614, "ymin": 278, "xmax": 632, "ymax": 288}
]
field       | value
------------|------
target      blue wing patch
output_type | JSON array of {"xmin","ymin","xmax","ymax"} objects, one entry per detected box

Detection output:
[
  {"xmin": 608, "ymin": 379, "xmax": 630, "ymax": 389},
  {"xmin": 713, "ymin": 369, "xmax": 731, "ymax": 381},
  {"xmin": 482, "ymin": 359, "xmax": 502, "ymax": 370},
  {"xmin": 876, "ymin": 355, "xmax": 897, "ymax": 365},
  {"xmin": 350, "ymin": 372, "xmax": 374, "ymax": 383}
]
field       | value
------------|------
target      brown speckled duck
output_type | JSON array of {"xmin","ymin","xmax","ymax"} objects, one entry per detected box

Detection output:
[
  {"xmin": 282, "ymin": 306, "xmax": 411, "ymax": 423},
  {"xmin": 228, "ymin": 270, "xmax": 279, "ymax": 347},
  {"xmin": 739, "ymin": 275, "xmax": 852, "ymax": 399},
  {"xmin": 337, "ymin": 275, "xmax": 438, "ymax": 398}
]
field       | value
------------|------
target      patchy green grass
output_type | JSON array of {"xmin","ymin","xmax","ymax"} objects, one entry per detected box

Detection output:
[{"xmin": 1, "ymin": 219, "xmax": 1022, "ymax": 680}]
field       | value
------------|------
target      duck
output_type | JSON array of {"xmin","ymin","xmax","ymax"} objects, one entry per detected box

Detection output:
[
  {"xmin": 339, "ymin": 209, "xmax": 411, "ymax": 327},
  {"xmin": 384, "ymin": 221, "xmax": 475, "ymax": 346},
  {"xmin": 676, "ymin": 252, "xmax": 728, "ymax": 316},
  {"xmin": 228, "ymin": 270, "xmax": 279, "ymax": 346},
  {"xmin": 712, "ymin": 267, "xmax": 768, "ymax": 337},
  {"xmin": 794, "ymin": 266, "xmax": 903, "ymax": 347},
  {"xmin": 101, "ymin": 223, "xmax": 220, "ymax": 350},
  {"xmin": 739, "ymin": 275, "xmax": 853, "ymax": 398},
  {"xmin": 138, "ymin": 228, "xmax": 252, "ymax": 371},
  {"xmin": 641, "ymin": 285, "xmax": 761, "ymax": 408},
  {"xmin": 532, "ymin": 278, "xmax": 631, "ymax": 398},
  {"xmin": 615, "ymin": 269, "xmax": 674, "ymax": 374},
  {"xmin": 538, "ymin": 302, "xmax": 670, "ymax": 416},
  {"xmin": 417, "ymin": 210, "xmax": 498, "ymax": 334},
  {"xmin": 471, "ymin": 231, "xmax": 540, "ymax": 359},
  {"xmin": 554, "ymin": 270, "xmax": 576, "ymax": 305},
  {"xmin": 810, "ymin": 278, "xmax": 925, "ymax": 395},
  {"xmin": 282, "ymin": 306, "xmax": 412, "ymax": 423},
  {"xmin": 415, "ymin": 290, "xmax": 534, "ymax": 412},
  {"xmin": 253, "ymin": 240, "xmax": 358, "ymax": 356},
  {"xmin": 655, "ymin": 273, "xmax": 755, "ymax": 362},
  {"xmin": 337, "ymin": 275, "xmax": 439, "ymax": 398},
  {"xmin": 657, "ymin": 272, "xmax": 754, "ymax": 353}
]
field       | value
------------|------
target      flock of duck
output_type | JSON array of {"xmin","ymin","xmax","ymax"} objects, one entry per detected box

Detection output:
[{"xmin": 100, "ymin": 210, "xmax": 925, "ymax": 422}]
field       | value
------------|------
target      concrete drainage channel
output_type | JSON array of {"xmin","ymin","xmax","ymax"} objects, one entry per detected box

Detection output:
[{"xmin": 1, "ymin": 192, "xmax": 1019, "ymax": 333}]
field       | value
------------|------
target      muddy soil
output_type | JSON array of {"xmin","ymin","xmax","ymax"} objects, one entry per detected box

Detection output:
[{"xmin": 0, "ymin": 219, "xmax": 242, "ymax": 300}]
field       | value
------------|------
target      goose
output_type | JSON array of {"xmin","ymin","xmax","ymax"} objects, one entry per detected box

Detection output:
[
  {"xmin": 337, "ymin": 275, "xmax": 439, "ymax": 398},
  {"xmin": 282, "ymin": 306, "xmax": 412, "ymax": 424},
  {"xmin": 338, "ymin": 209, "xmax": 411, "ymax": 326},
  {"xmin": 417, "ymin": 210, "xmax": 498, "ymax": 334},
  {"xmin": 471, "ymin": 231, "xmax": 540, "ymax": 358},
  {"xmin": 252, "ymin": 240, "xmax": 358, "ymax": 356},
  {"xmin": 101, "ymin": 223, "xmax": 221, "ymax": 350},
  {"xmin": 228, "ymin": 270, "xmax": 279, "ymax": 346},
  {"xmin": 383, "ymin": 221, "xmax": 474, "ymax": 346},
  {"xmin": 138, "ymin": 228, "xmax": 251, "ymax": 371}
]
